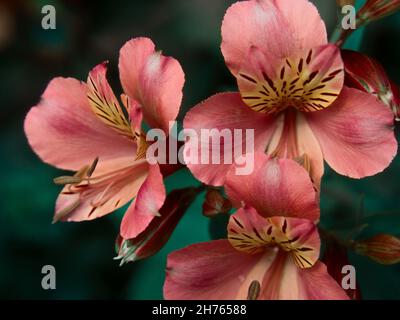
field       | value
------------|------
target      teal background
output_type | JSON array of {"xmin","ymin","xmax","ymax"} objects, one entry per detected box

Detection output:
[{"xmin": 0, "ymin": 0, "xmax": 399, "ymax": 299}]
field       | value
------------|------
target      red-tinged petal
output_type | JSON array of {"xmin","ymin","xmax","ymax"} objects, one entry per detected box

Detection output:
[
  {"xmin": 306, "ymin": 86, "xmax": 397, "ymax": 178},
  {"xmin": 343, "ymin": 50, "xmax": 400, "ymax": 121},
  {"xmin": 120, "ymin": 164, "xmax": 166, "ymax": 239},
  {"xmin": 228, "ymin": 207, "xmax": 320, "ymax": 268},
  {"xmin": 342, "ymin": 49, "xmax": 389, "ymax": 93},
  {"xmin": 238, "ymin": 44, "xmax": 343, "ymax": 114},
  {"xmin": 221, "ymin": 0, "xmax": 327, "ymax": 75},
  {"xmin": 164, "ymin": 239, "xmax": 264, "ymax": 300},
  {"xmin": 116, "ymin": 187, "xmax": 198, "ymax": 264},
  {"xmin": 389, "ymin": 81, "xmax": 400, "ymax": 121},
  {"xmin": 24, "ymin": 77, "xmax": 137, "ymax": 171},
  {"xmin": 119, "ymin": 37, "xmax": 184, "ymax": 133},
  {"xmin": 225, "ymin": 153, "xmax": 319, "ymax": 221},
  {"xmin": 183, "ymin": 92, "xmax": 276, "ymax": 186},
  {"xmin": 54, "ymin": 158, "xmax": 148, "ymax": 222}
]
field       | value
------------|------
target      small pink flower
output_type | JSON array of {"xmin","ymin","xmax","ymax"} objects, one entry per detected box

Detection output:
[
  {"xmin": 164, "ymin": 154, "xmax": 349, "ymax": 300},
  {"xmin": 24, "ymin": 37, "xmax": 185, "ymax": 240},
  {"xmin": 184, "ymin": 0, "xmax": 397, "ymax": 188}
]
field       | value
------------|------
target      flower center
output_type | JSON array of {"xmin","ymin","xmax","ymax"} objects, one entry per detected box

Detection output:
[
  {"xmin": 228, "ymin": 216, "xmax": 316, "ymax": 269},
  {"xmin": 238, "ymin": 46, "xmax": 344, "ymax": 114}
]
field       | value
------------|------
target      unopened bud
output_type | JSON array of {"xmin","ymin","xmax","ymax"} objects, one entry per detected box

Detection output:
[
  {"xmin": 355, "ymin": 234, "xmax": 400, "ymax": 265},
  {"xmin": 343, "ymin": 50, "xmax": 400, "ymax": 121},
  {"xmin": 202, "ymin": 189, "xmax": 232, "ymax": 218},
  {"xmin": 336, "ymin": 0, "xmax": 355, "ymax": 7},
  {"xmin": 358, "ymin": 0, "xmax": 400, "ymax": 23}
]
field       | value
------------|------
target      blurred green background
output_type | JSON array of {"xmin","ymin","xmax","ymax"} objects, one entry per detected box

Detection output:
[{"xmin": 0, "ymin": 0, "xmax": 399, "ymax": 299}]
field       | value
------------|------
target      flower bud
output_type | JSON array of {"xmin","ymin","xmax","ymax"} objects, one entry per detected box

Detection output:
[
  {"xmin": 355, "ymin": 234, "xmax": 400, "ymax": 265},
  {"xmin": 202, "ymin": 188, "xmax": 232, "ymax": 218},
  {"xmin": 343, "ymin": 49, "xmax": 400, "ymax": 121},
  {"xmin": 358, "ymin": 0, "xmax": 400, "ymax": 24},
  {"xmin": 115, "ymin": 187, "xmax": 198, "ymax": 265}
]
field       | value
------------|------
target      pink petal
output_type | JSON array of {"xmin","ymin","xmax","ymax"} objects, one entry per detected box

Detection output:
[
  {"xmin": 54, "ymin": 158, "xmax": 148, "ymax": 222},
  {"xmin": 226, "ymin": 153, "xmax": 319, "ymax": 221},
  {"xmin": 260, "ymin": 255, "xmax": 349, "ymax": 300},
  {"xmin": 183, "ymin": 92, "xmax": 276, "ymax": 186},
  {"xmin": 221, "ymin": 0, "xmax": 327, "ymax": 75},
  {"xmin": 164, "ymin": 239, "xmax": 348, "ymax": 300},
  {"xmin": 24, "ymin": 77, "xmax": 137, "ymax": 171},
  {"xmin": 119, "ymin": 38, "xmax": 155, "ymax": 104},
  {"xmin": 292, "ymin": 261, "xmax": 350, "ymax": 300},
  {"xmin": 120, "ymin": 163, "xmax": 166, "ymax": 239},
  {"xmin": 306, "ymin": 86, "xmax": 397, "ymax": 178},
  {"xmin": 164, "ymin": 240, "xmax": 264, "ymax": 300},
  {"xmin": 119, "ymin": 37, "xmax": 184, "ymax": 133},
  {"xmin": 295, "ymin": 113, "xmax": 324, "ymax": 190}
]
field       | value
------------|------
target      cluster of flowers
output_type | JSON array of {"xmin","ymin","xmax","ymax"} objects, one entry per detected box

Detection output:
[{"xmin": 24, "ymin": 0, "xmax": 400, "ymax": 299}]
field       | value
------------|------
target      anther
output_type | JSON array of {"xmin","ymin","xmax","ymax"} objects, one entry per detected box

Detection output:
[
  {"xmin": 53, "ymin": 176, "xmax": 82, "ymax": 185},
  {"xmin": 52, "ymin": 199, "xmax": 81, "ymax": 223},
  {"xmin": 247, "ymin": 280, "xmax": 261, "ymax": 300},
  {"xmin": 87, "ymin": 157, "xmax": 99, "ymax": 178}
]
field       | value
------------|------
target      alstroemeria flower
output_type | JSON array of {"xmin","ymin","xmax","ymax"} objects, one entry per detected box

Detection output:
[
  {"xmin": 164, "ymin": 154, "xmax": 349, "ymax": 300},
  {"xmin": 342, "ymin": 49, "xmax": 400, "ymax": 121},
  {"xmin": 184, "ymin": 0, "xmax": 397, "ymax": 188},
  {"xmin": 24, "ymin": 37, "xmax": 184, "ymax": 240}
]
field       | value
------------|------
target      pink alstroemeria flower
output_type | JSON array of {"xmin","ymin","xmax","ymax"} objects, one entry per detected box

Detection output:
[
  {"xmin": 24, "ymin": 37, "xmax": 184, "ymax": 240},
  {"xmin": 164, "ymin": 153, "xmax": 349, "ymax": 300},
  {"xmin": 184, "ymin": 0, "xmax": 397, "ymax": 188}
]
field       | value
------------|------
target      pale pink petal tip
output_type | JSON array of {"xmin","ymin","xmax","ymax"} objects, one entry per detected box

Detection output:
[{"xmin": 119, "ymin": 37, "xmax": 185, "ymax": 133}]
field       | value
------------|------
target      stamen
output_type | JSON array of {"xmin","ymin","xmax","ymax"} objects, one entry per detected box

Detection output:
[
  {"xmin": 87, "ymin": 157, "xmax": 99, "ymax": 178},
  {"xmin": 135, "ymin": 132, "xmax": 149, "ymax": 160},
  {"xmin": 238, "ymin": 47, "xmax": 343, "ymax": 114},
  {"xmin": 53, "ymin": 176, "xmax": 82, "ymax": 185},
  {"xmin": 294, "ymin": 153, "xmax": 311, "ymax": 174},
  {"xmin": 247, "ymin": 280, "xmax": 261, "ymax": 300},
  {"xmin": 52, "ymin": 199, "xmax": 81, "ymax": 223},
  {"xmin": 89, "ymin": 181, "xmax": 115, "ymax": 209}
]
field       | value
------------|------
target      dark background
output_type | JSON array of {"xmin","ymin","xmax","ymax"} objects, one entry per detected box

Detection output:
[{"xmin": 0, "ymin": 0, "xmax": 399, "ymax": 299}]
